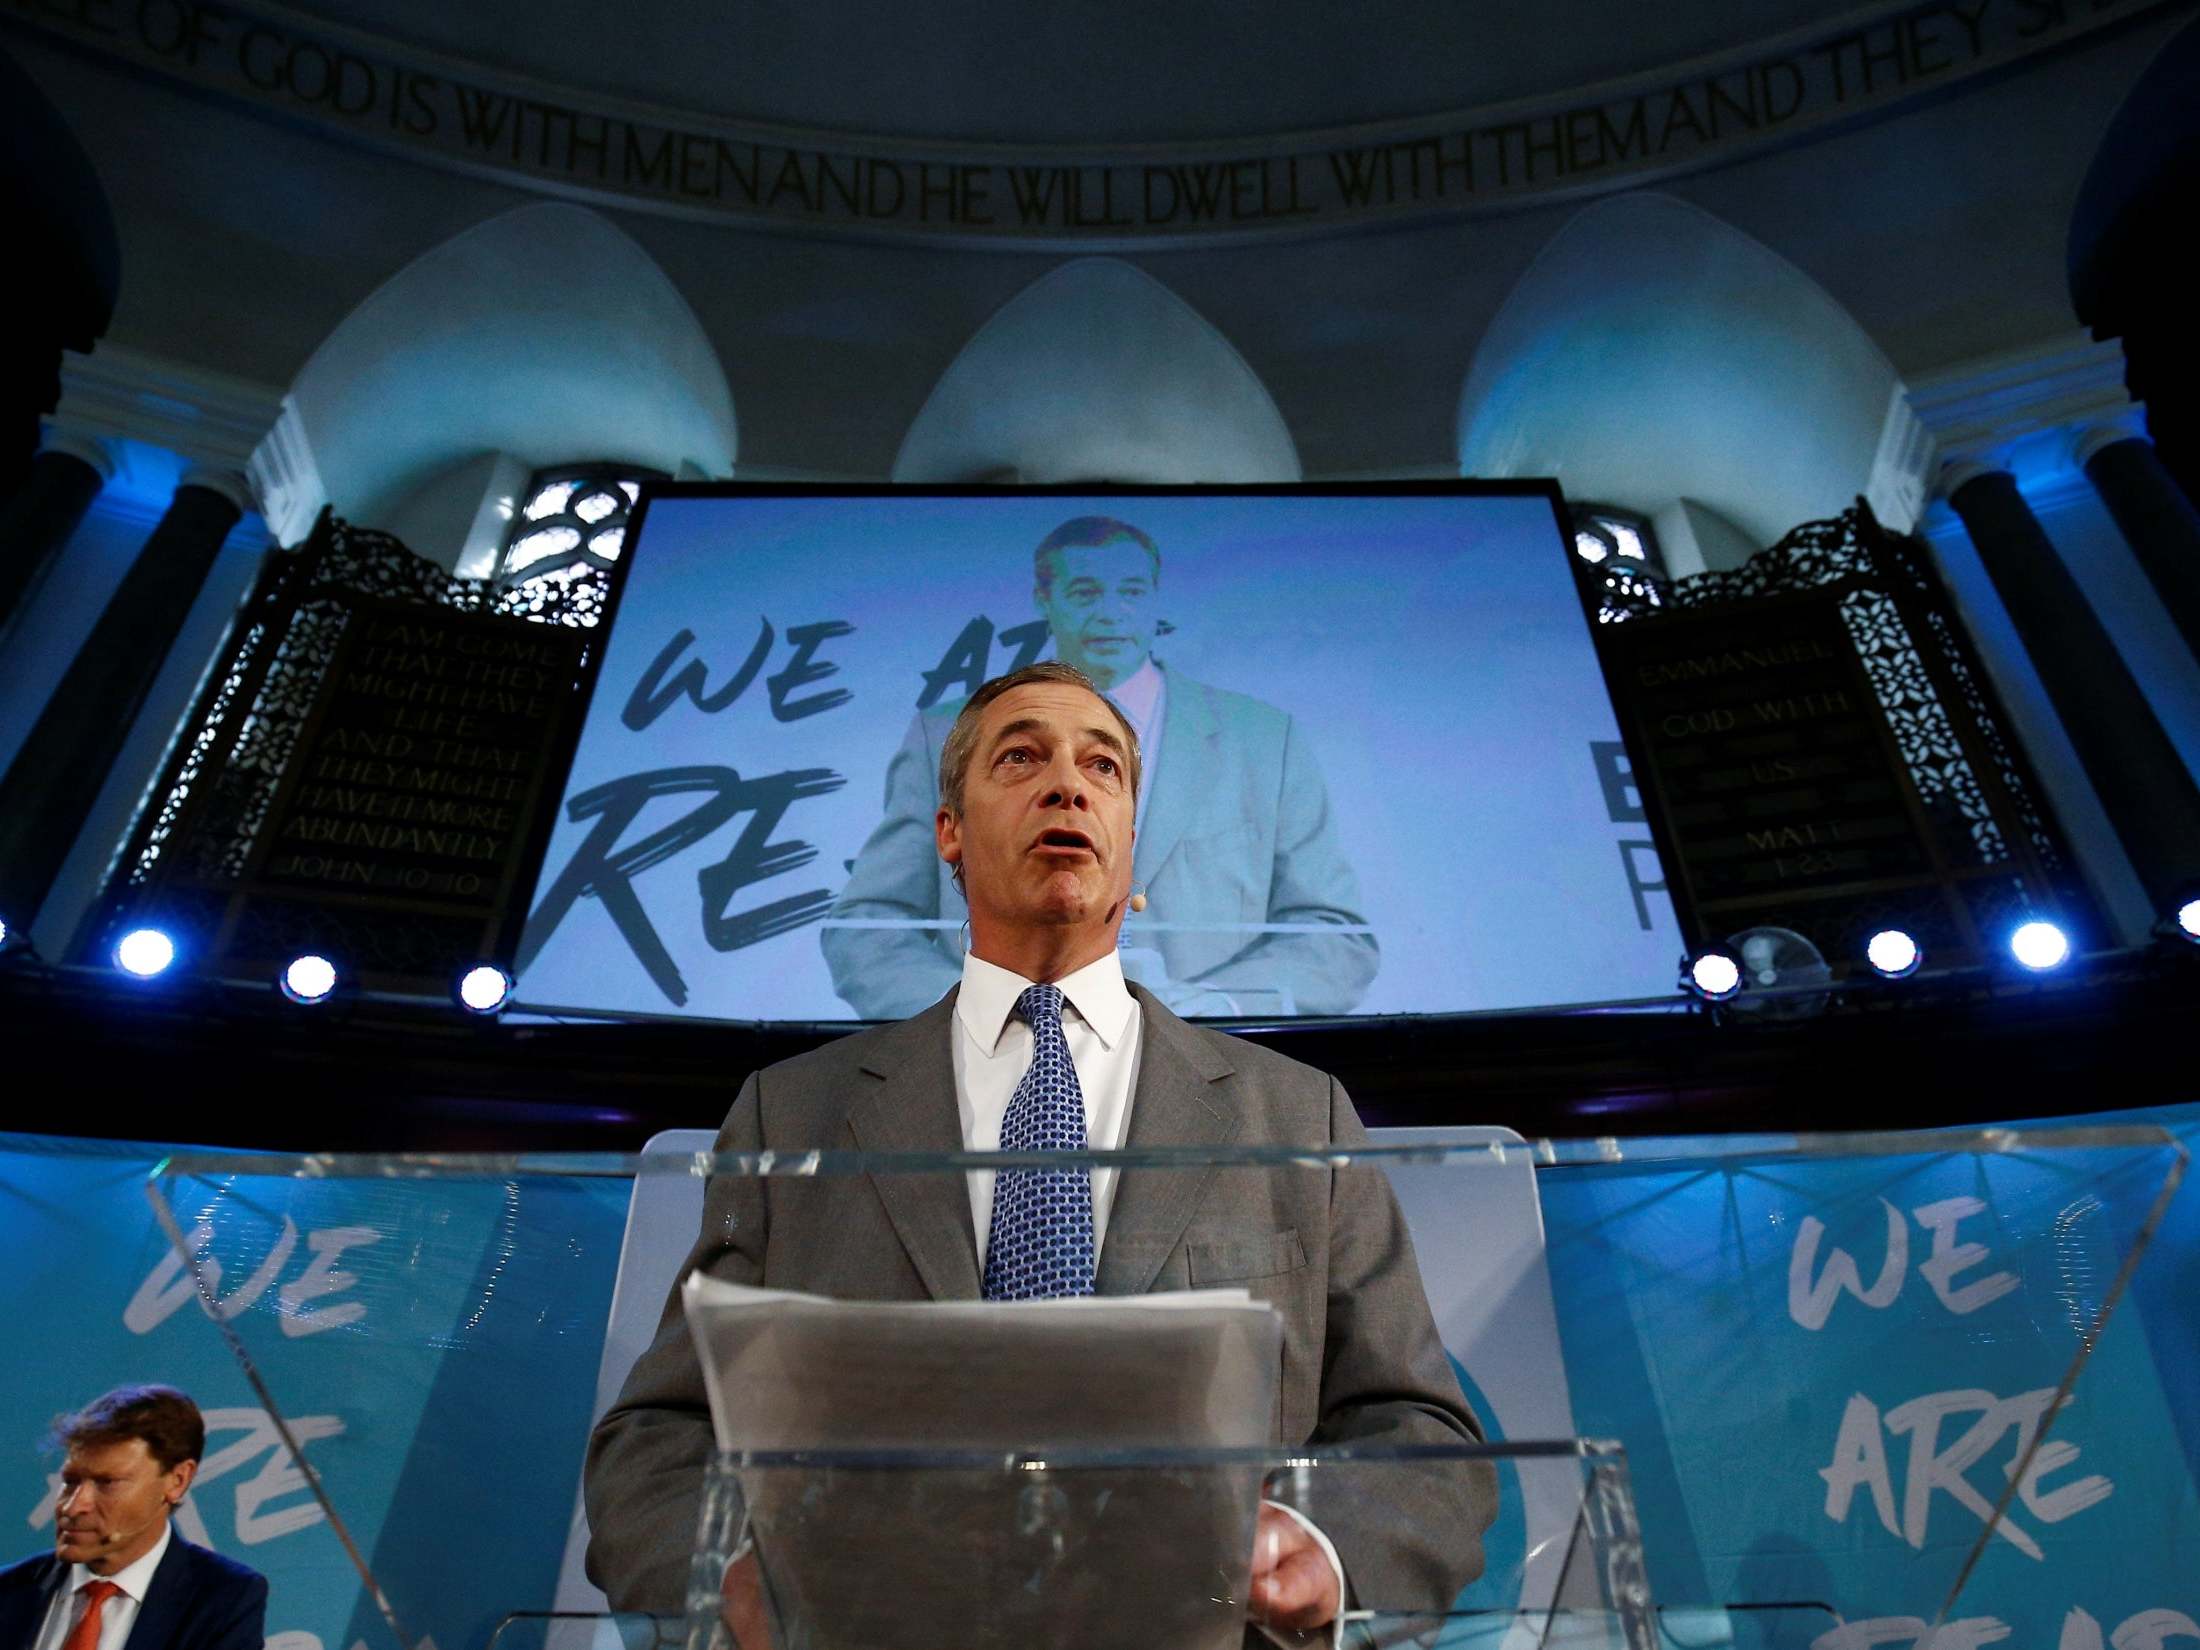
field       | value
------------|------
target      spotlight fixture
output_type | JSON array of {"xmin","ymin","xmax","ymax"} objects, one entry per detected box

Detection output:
[
  {"xmin": 2166, "ymin": 895, "xmax": 2200, "ymax": 947},
  {"xmin": 1681, "ymin": 948, "xmax": 1743, "ymax": 1002},
  {"xmin": 115, "ymin": 928, "xmax": 178, "ymax": 979},
  {"xmin": 1865, "ymin": 929, "xmax": 1922, "ymax": 979},
  {"xmin": 0, "ymin": 914, "xmax": 10, "ymax": 948},
  {"xmin": 2008, "ymin": 920, "xmax": 2070, "ymax": 972},
  {"xmin": 280, "ymin": 954, "xmax": 339, "ymax": 1005},
  {"xmin": 456, "ymin": 963, "xmax": 513, "ymax": 1015}
]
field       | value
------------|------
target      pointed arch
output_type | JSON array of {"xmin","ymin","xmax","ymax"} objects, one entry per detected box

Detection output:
[
  {"xmin": 894, "ymin": 258, "xmax": 1299, "ymax": 484},
  {"xmin": 1457, "ymin": 193, "xmax": 1907, "ymax": 550},
  {"xmin": 283, "ymin": 203, "xmax": 736, "ymax": 532}
]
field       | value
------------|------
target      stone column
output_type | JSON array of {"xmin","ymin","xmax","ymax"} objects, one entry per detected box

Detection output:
[
  {"xmin": 2076, "ymin": 423, "xmax": 2200, "ymax": 665},
  {"xmin": 0, "ymin": 468, "xmax": 250, "ymax": 930},
  {"xmin": 0, "ymin": 428, "xmax": 113, "ymax": 633},
  {"xmin": 1943, "ymin": 459, "xmax": 2200, "ymax": 914}
]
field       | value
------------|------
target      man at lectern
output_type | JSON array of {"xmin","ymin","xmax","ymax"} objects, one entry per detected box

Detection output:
[
  {"xmin": 0, "ymin": 1386, "xmax": 267, "ymax": 1650},
  {"xmin": 821, "ymin": 514, "xmax": 1380, "ymax": 1019},
  {"xmin": 587, "ymin": 661, "xmax": 1493, "ymax": 1640}
]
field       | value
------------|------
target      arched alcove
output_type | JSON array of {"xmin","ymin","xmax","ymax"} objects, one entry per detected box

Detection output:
[
  {"xmin": 273, "ymin": 203, "xmax": 735, "ymax": 545},
  {"xmin": 1457, "ymin": 193, "xmax": 1909, "ymax": 558},
  {"xmin": 893, "ymin": 258, "xmax": 1299, "ymax": 484}
]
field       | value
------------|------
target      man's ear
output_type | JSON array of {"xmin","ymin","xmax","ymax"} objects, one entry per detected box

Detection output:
[
  {"xmin": 165, "ymin": 1458, "xmax": 197, "ymax": 1505},
  {"xmin": 935, "ymin": 806, "xmax": 961, "ymax": 868}
]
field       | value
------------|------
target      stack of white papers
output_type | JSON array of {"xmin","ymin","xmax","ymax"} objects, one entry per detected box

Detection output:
[{"xmin": 681, "ymin": 1274, "xmax": 1285, "ymax": 1650}]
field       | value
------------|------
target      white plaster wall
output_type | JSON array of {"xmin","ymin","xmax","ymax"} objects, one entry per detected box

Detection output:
[
  {"xmin": 894, "ymin": 259, "xmax": 1300, "ymax": 484},
  {"xmin": 1458, "ymin": 194, "xmax": 1901, "ymax": 548},
  {"xmin": 287, "ymin": 204, "xmax": 737, "ymax": 531}
]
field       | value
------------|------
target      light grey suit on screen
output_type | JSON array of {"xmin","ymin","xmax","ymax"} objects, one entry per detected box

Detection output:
[
  {"xmin": 820, "ymin": 668, "xmax": 1381, "ymax": 1019},
  {"xmin": 583, "ymin": 984, "xmax": 1495, "ymax": 1618}
]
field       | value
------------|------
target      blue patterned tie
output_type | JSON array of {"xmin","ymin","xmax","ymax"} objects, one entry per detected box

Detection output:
[{"xmin": 982, "ymin": 983, "xmax": 1098, "ymax": 1301}]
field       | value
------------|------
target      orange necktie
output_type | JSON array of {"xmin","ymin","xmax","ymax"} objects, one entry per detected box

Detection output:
[{"xmin": 63, "ymin": 1580, "xmax": 122, "ymax": 1650}]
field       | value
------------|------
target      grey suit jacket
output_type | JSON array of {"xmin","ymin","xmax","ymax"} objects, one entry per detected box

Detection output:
[
  {"xmin": 820, "ymin": 668, "xmax": 1381, "ymax": 1019},
  {"xmin": 584, "ymin": 985, "xmax": 1493, "ymax": 1619}
]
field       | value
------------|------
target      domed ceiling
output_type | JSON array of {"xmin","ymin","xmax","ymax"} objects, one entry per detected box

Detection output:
[{"xmin": 288, "ymin": 0, "xmax": 1867, "ymax": 144}]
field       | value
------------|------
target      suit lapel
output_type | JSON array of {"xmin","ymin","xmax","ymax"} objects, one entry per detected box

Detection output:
[
  {"xmin": 123, "ymin": 1535, "xmax": 187, "ymax": 1650},
  {"xmin": 1131, "ymin": 668, "xmax": 1217, "ymax": 886},
  {"xmin": 1097, "ymin": 985, "xmax": 1241, "ymax": 1295},
  {"xmin": 0, "ymin": 1554, "xmax": 65, "ymax": 1648},
  {"xmin": 847, "ymin": 990, "xmax": 983, "ymax": 1301}
]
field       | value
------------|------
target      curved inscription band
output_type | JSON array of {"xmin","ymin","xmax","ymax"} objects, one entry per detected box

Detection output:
[{"xmin": 8, "ymin": 0, "xmax": 2173, "ymax": 247}]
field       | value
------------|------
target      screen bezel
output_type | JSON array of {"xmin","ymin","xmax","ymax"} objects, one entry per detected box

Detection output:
[{"xmin": 516, "ymin": 476, "xmax": 1693, "ymax": 1029}]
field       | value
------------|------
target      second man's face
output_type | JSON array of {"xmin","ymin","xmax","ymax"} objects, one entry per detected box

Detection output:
[
  {"xmin": 937, "ymin": 682, "xmax": 1136, "ymax": 940},
  {"xmin": 1035, "ymin": 543, "xmax": 1158, "ymax": 691}
]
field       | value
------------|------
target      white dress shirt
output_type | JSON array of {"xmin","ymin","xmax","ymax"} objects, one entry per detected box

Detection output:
[
  {"xmin": 948, "ymin": 949, "xmax": 1345, "ymax": 1643},
  {"xmin": 33, "ymin": 1521, "xmax": 170, "ymax": 1650},
  {"xmin": 951, "ymin": 949, "xmax": 1140, "ymax": 1264}
]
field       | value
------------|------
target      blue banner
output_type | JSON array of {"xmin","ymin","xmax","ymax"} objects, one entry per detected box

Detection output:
[
  {"xmin": 1539, "ymin": 1108, "xmax": 2200, "ymax": 1646},
  {"xmin": 3, "ymin": 1109, "xmax": 2193, "ymax": 1648},
  {"xmin": 0, "ymin": 1135, "xmax": 625, "ymax": 1650}
]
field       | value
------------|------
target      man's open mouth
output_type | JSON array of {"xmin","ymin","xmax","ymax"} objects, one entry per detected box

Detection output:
[{"xmin": 1034, "ymin": 829, "xmax": 1096, "ymax": 854}]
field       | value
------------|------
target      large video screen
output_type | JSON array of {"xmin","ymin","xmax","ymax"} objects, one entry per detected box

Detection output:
[{"xmin": 514, "ymin": 485, "xmax": 1678, "ymax": 1021}]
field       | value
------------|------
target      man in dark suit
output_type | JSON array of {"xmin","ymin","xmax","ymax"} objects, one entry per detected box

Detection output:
[
  {"xmin": 1, "ymin": 1386, "xmax": 266, "ymax": 1650},
  {"xmin": 587, "ymin": 662, "xmax": 1493, "ymax": 1640}
]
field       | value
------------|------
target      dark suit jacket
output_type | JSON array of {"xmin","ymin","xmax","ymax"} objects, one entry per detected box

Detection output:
[
  {"xmin": 585, "ymin": 983, "xmax": 1495, "ymax": 1622},
  {"xmin": 0, "ymin": 1534, "xmax": 267, "ymax": 1650}
]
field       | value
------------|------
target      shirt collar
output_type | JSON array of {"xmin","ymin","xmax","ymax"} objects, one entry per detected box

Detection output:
[
  {"xmin": 957, "ymin": 949, "xmax": 1136, "ymax": 1055},
  {"xmin": 70, "ymin": 1519, "xmax": 171, "ymax": 1604},
  {"xmin": 1105, "ymin": 658, "xmax": 1164, "ymax": 737}
]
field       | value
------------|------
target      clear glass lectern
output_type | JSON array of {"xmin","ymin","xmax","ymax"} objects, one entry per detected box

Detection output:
[{"xmin": 137, "ymin": 1125, "xmax": 2183, "ymax": 1650}]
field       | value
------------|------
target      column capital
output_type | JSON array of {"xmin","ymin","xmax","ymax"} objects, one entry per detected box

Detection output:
[
  {"xmin": 37, "ymin": 425, "xmax": 118, "ymax": 482},
  {"xmin": 2071, "ymin": 415, "xmax": 2149, "ymax": 470},
  {"xmin": 1936, "ymin": 456, "xmax": 2010, "ymax": 500},
  {"xmin": 177, "ymin": 467, "xmax": 256, "ymax": 516}
]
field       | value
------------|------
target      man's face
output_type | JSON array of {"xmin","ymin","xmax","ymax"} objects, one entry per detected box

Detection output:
[
  {"xmin": 936, "ymin": 682, "xmax": 1136, "ymax": 941},
  {"xmin": 55, "ymin": 1437, "xmax": 192, "ymax": 1575},
  {"xmin": 1035, "ymin": 543, "xmax": 1158, "ymax": 691}
]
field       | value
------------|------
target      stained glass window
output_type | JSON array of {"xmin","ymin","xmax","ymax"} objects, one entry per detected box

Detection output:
[
  {"xmin": 1575, "ymin": 505, "xmax": 1667, "ymax": 623},
  {"xmin": 496, "ymin": 465, "xmax": 662, "ymax": 591}
]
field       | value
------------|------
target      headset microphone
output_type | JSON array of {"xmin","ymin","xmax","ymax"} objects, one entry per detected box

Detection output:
[{"xmin": 1128, "ymin": 892, "xmax": 1147, "ymax": 913}]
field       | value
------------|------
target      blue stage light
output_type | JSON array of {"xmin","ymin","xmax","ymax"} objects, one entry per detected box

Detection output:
[
  {"xmin": 1682, "ymin": 949, "xmax": 1742, "ymax": 1001},
  {"xmin": 456, "ymin": 964, "xmax": 512, "ymax": 1015},
  {"xmin": 2009, "ymin": 920, "xmax": 2070, "ymax": 971},
  {"xmin": 0, "ymin": 914, "xmax": 10, "ymax": 948},
  {"xmin": 1865, "ymin": 929, "xmax": 1921, "ymax": 978},
  {"xmin": 280, "ymin": 954, "xmax": 339, "ymax": 1005},
  {"xmin": 2174, "ymin": 898, "xmax": 2200, "ymax": 944},
  {"xmin": 115, "ymin": 928, "xmax": 177, "ymax": 978}
]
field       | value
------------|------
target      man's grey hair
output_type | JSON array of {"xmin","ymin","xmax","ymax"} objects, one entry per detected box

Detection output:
[{"xmin": 937, "ymin": 661, "xmax": 1142, "ymax": 820}]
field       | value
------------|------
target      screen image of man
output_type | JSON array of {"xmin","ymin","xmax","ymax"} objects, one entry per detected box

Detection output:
[
  {"xmin": 0, "ymin": 1386, "xmax": 267, "ymax": 1650},
  {"xmin": 822, "ymin": 515, "xmax": 1379, "ymax": 1020},
  {"xmin": 586, "ymin": 662, "xmax": 1494, "ymax": 1639}
]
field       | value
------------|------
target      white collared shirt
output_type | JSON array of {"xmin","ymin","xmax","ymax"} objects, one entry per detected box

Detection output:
[
  {"xmin": 33, "ymin": 1521, "xmax": 170, "ymax": 1650},
  {"xmin": 951, "ymin": 949, "xmax": 1141, "ymax": 1265},
  {"xmin": 1103, "ymin": 658, "xmax": 1166, "ymax": 837}
]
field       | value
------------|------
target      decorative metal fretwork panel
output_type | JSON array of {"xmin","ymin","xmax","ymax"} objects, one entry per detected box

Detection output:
[
  {"xmin": 1590, "ymin": 500, "xmax": 2094, "ymax": 963},
  {"xmin": 86, "ymin": 512, "xmax": 611, "ymax": 982},
  {"xmin": 1839, "ymin": 587, "xmax": 2008, "ymax": 866}
]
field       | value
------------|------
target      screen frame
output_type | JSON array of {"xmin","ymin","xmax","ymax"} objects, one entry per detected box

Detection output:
[{"xmin": 517, "ymin": 476, "xmax": 1692, "ymax": 1029}]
